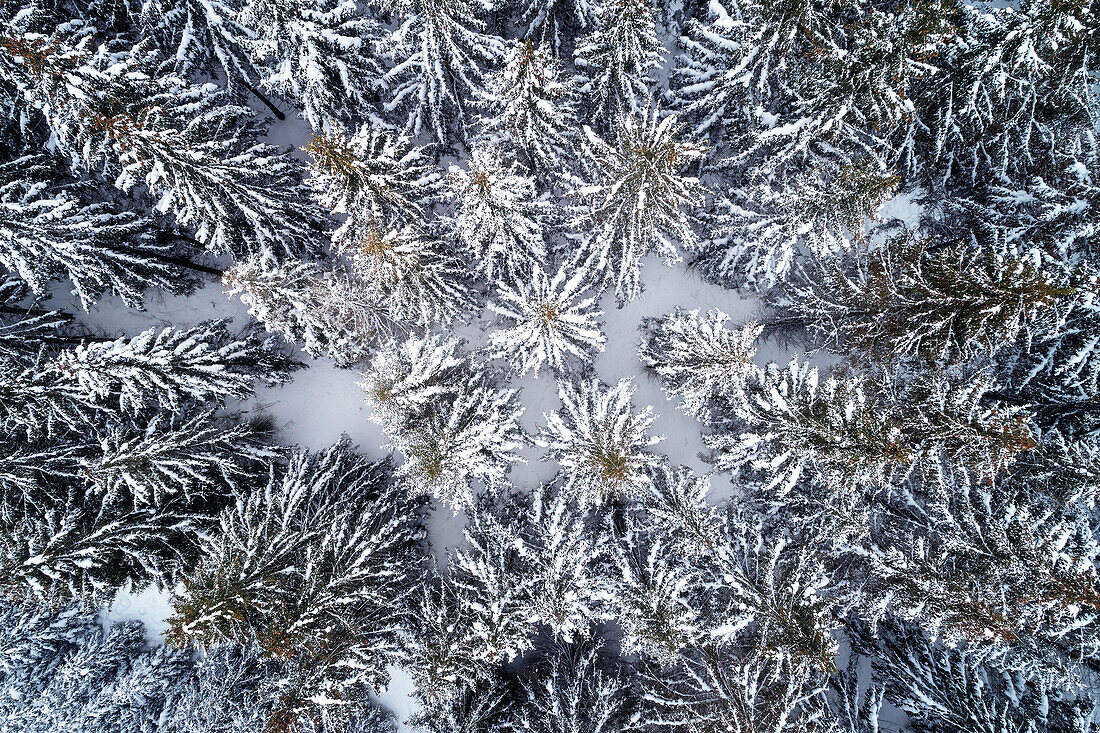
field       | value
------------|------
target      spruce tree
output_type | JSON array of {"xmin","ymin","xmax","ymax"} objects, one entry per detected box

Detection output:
[
  {"xmin": 477, "ymin": 41, "xmax": 579, "ymax": 174},
  {"xmin": 573, "ymin": 0, "xmax": 662, "ymax": 125},
  {"xmin": 488, "ymin": 260, "xmax": 606, "ymax": 378},
  {"xmin": 539, "ymin": 377, "xmax": 663, "ymax": 503},
  {"xmin": 240, "ymin": 0, "xmax": 384, "ymax": 130},
  {"xmin": 639, "ymin": 308, "xmax": 761, "ymax": 420},
  {"xmin": 305, "ymin": 123, "xmax": 441, "ymax": 232},
  {"xmin": 576, "ymin": 110, "xmax": 705, "ymax": 304},
  {"xmin": 0, "ymin": 28, "xmax": 323, "ymax": 255},
  {"xmin": 167, "ymin": 439, "xmax": 428, "ymax": 730},
  {"xmin": 379, "ymin": 0, "xmax": 505, "ymax": 143},
  {"xmin": 445, "ymin": 146, "xmax": 551, "ymax": 281}
]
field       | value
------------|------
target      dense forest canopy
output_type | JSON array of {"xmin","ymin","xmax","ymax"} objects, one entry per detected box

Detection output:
[{"xmin": 0, "ymin": 0, "xmax": 1099, "ymax": 731}]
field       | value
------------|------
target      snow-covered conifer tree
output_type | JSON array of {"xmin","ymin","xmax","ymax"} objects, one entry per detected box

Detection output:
[
  {"xmin": 573, "ymin": 0, "xmax": 662, "ymax": 124},
  {"xmin": 393, "ymin": 376, "xmax": 526, "ymax": 508},
  {"xmin": 168, "ymin": 439, "xmax": 426, "ymax": 729},
  {"xmin": 607, "ymin": 526, "xmax": 702, "ymax": 662},
  {"xmin": 673, "ymin": 0, "xmax": 777, "ymax": 139},
  {"xmin": 82, "ymin": 414, "xmax": 269, "ymax": 507},
  {"xmin": 379, "ymin": 0, "xmax": 505, "ymax": 143},
  {"xmin": 55, "ymin": 320, "xmax": 297, "ymax": 414},
  {"xmin": 0, "ymin": 482, "xmax": 202, "ymax": 604},
  {"xmin": 450, "ymin": 503, "xmax": 539, "ymax": 664},
  {"xmin": 640, "ymin": 648, "xmax": 830, "ymax": 733},
  {"xmin": 519, "ymin": 0, "xmax": 596, "ymax": 51},
  {"xmin": 638, "ymin": 463, "xmax": 721, "ymax": 556},
  {"xmin": 224, "ymin": 251, "xmax": 389, "ymax": 364},
  {"xmin": 708, "ymin": 362, "xmax": 1037, "ymax": 498},
  {"xmin": 342, "ymin": 225, "xmax": 473, "ymax": 328},
  {"xmin": 512, "ymin": 642, "xmax": 636, "ymax": 733},
  {"xmin": 306, "ymin": 123, "xmax": 441, "ymax": 231},
  {"xmin": 697, "ymin": 163, "xmax": 900, "ymax": 290},
  {"xmin": 856, "ymin": 620, "xmax": 1096, "ymax": 733},
  {"xmin": 361, "ymin": 334, "xmax": 466, "ymax": 428},
  {"xmin": 410, "ymin": 669, "xmax": 514, "ymax": 733},
  {"xmin": 240, "ymin": 0, "xmax": 383, "ymax": 130},
  {"xmin": 0, "ymin": 612, "xmax": 192, "ymax": 731},
  {"xmin": 782, "ymin": 235, "xmax": 1068, "ymax": 364},
  {"xmin": 160, "ymin": 646, "xmax": 274, "ymax": 733},
  {"xmin": 522, "ymin": 484, "xmax": 600, "ymax": 640},
  {"xmin": 137, "ymin": 0, "xmax": 255, "ymax": 88},
  {"xmin": 478, "ymin": 41, "xmax": 579, "ymax": 173},
  {"xmin": 0, "ymin": 30, "xmax": 323, "ymax": 255},
  {"xmin": 0, "ymin": 358, "xmax": 104, "ymax": 438},
  {"xmin": 445, "ymin": 146, "xmax": 551, "ymax": 281},
  {"xmin": 639, "ymin": 308, "xmax": 761, "ymax": 420},
  {"xmin": 576, "ymin": 111, "xmax": 705, "ymax": 303},
  {"xmin": 488, "ymin": 260, "xmax": 605, "ymax": 377},
  {"xmin": 362, "ymin": 335, "xmax": 526, "ymax": 508},
  {"xmin": 400, "ymin": 579, "xmax": 490, "ymax": 710},
  {"xmin": 0, "ymin": 155, "xmax": 182, "ymax": 309},
  {"xmin": 540, "ymin": 377, "xmax": 662, "ymax": 503}
]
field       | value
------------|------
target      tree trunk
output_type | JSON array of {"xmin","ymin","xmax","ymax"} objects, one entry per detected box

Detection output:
[
  {"xmin": 243, "ymin": 82, "xmax": 286, "ymax": 121},
  {"xmin": 0, "ymin": 304, "xmax": 72, "ymax": 320}
]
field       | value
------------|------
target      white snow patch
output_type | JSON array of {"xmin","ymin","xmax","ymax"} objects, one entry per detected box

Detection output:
[
  {"xmin": 101, "ymin": 583, "xmax": 177, "ymax": 645},
  {"xmin": 373, "ymin": 665, "xmax": 422, "ymax": 733}
]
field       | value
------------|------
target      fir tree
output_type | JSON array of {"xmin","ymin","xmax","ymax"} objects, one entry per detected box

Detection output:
[
  {"xmin": 361, "ymin": 334, "xmax": 466, "ymax": 429},
  {"xmin": 0, "ymin": 357, "xmax": 104, "ymax": 438},
  {"xmin": 600, "ymin": 519, "xmax": 701, "ymax": 662},
  {"xmin": 639, "ymin": 308, "xmax": 761, "ymax": 420},
  {"xmin": 400, "ymin": 579, "xmax": 490, "ymax": 710},
  {"xmin": 223, "ymin": 251, "xmax": 390, "ymax": 365},
  {"xmin": 488, "ymin": 260, "xmax": 605, "ymax": 378},
  {"xmin": 54, "ymin": 320, "xmax": 297, "ymax": 414},
  {"xmin": 477, "ymin": 41, "xmax": 579, "ymax": 174},
  {"xmin": 576, "ymin": 110, "xmax": 706, "ymax": 304},
  {"xmin": 160, "ymin": 645, "xmax": 275, "ymax": 733},
  {"xmin": 512, "ymin": 642, "xmax": 637, "ymax": 733},
  {"xmin": 639, "ymin": 648, "xmax": 830, "ymax": 733},
  {"xmin": 573, "ymin": 0, "xmax": 663, "ymax": 125},
  {"xmin": 305, "ymin": 123, "xmax": 441, "ymax": 232},
  {"xmin": 706, "ymin": 361, "xmax": 1036, "ymax": 497},
  {"xmin": 0, "ymin": 603, "xmax": 277, "ymax": 733},
  {"xmin": 638, "ymin": 463, "xmax": 721, "ymax": 557},
  {"xmin": 379, "ymin": 0, "xmax": 505, "ymax": 143},
  {"xmin": 240, "ymin": 0, "xmax": 383, "ymax": 130},
  {"xmin": 0, "ymin": 154, "xmax": 183, "ymax": 309},
  {"xmin": 539, "ymin": 377, "xmax": 663, "ymax": 503},
  {"xmin": 0, "ymin": 614, "xmax": 192, "ymax": 731},
  {"xmin": 0, "ymin": 483, "xmax": 202, "ymax": 605},
  {"xmin": 855, "ymin": 619, "xmax": 1097, "ymax": 733},
  {"xmin": 168, "ymin": 439, "xmax": 427, "ymax": 730},
  {"xmin": 0, "ymin": 29, "xmax": 323, "ymax": 255},
  {"xmin": 445, "ymin": 146, "xmax": 551, "ymax": 281}
]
